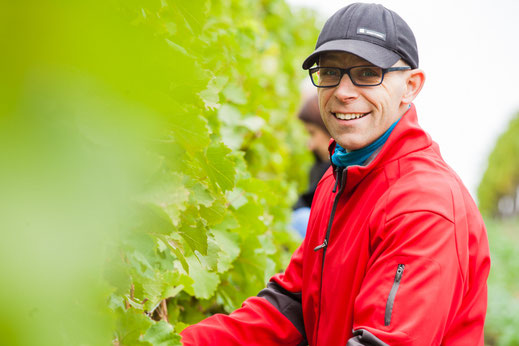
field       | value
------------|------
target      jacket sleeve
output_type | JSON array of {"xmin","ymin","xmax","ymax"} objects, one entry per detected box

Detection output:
[
  {"xmin": 347, "ymin": 209, "xmax": 482, "ymax": 346},
  {"xmin": 180, "ymin": 243, "xmax": 306, "ymax": 346}
]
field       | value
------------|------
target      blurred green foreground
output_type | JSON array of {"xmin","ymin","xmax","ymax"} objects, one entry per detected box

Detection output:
[
  {"xmin": 1, "ymin": 0, "xmax": 317, "ymax": 344},
  {"xmin": 1, "ymin": 1, "xmax": 518, "ymax": 345}
]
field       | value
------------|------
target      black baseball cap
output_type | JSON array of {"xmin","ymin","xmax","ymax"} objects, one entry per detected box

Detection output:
[{"xmin": 302, "ymin": 3, "xmax": 418, "ymax": 70}]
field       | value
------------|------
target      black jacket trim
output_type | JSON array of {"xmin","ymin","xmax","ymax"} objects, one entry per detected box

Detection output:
[
  {"xmin": 346, "ymin": 329, "xmax": 389, "ymax": 346},
  {"xmin": 257, "ymin": 281, "xmax": 307, "ymax": 344}
]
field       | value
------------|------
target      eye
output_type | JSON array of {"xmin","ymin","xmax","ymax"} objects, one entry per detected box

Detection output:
[
  {"xmin": 358, "ymin": 67, "xmax": 380, "ymax": 77},
  {"xmin": 320, "ymin": 68, "xmax": 339, "ymax": 77},
  {"xmin": 351, "ymin": 66, "xmax": 383, "ymax": 85}
]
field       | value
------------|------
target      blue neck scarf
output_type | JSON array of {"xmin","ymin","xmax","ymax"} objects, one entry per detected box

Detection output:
[{"xmin": 331, "ymin": 118, "xmax": 401, "ymax": 168}]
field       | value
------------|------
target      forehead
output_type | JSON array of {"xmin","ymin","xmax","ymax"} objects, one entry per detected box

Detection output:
[{"xmin": 319, "ymin": 52, "xmax": 370, "ymax": 67}]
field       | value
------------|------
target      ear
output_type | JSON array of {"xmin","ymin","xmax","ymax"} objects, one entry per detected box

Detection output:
[{"xmin": 401, "ymin": 69, "xmax": 425, "ymax": 104}]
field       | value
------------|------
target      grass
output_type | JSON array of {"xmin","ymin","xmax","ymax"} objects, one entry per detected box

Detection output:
[{"xmin": 484, "ymin": 217, "xmax": 519, "ymax": 346}]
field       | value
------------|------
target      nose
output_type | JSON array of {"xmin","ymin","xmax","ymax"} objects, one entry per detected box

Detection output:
[{"xmin": 333, "ymin": 73, "xmax": 359, "ymax": 102}]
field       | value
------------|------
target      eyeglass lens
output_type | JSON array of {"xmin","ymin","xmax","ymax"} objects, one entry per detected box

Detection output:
[{"xmin": 311, "ymin": 67, "xmax": 383, "ymax": 87}]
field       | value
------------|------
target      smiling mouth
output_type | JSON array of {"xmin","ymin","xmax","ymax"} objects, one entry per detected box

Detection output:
[{"xmin": 332, "ymin": 112, "xmax": 370, "ymax": 120}]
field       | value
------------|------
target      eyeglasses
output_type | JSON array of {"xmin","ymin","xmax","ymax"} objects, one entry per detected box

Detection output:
[{"xmin": 309, "ymin": 65, "xmax": 412, "ymax": 87}]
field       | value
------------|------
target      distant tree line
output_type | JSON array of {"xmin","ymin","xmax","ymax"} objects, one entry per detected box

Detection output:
[{"xmin": 478, "ymin": 112, "xmax": 519, "ymax": 217}]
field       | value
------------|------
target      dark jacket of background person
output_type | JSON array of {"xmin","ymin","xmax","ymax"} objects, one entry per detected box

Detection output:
[
  {"xmin": 292, "ymin": 95, "xmax": 330, "ymax": 237},
  {"xmin": 293, "ymin": 156, "xmax": 329, "ymax": 210},
  {"xmin": 180, "ymin": 105, "xmax": 491, "ymax": 345}
]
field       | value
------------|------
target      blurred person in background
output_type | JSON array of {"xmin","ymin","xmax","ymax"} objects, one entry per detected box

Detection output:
[
  {"xmin": 292, "ymin": 94, "xmax": 331, "ymax": 237},
  {"xmin": 181, "ymin": 3, "xmax": 490, "ymax": 345}
]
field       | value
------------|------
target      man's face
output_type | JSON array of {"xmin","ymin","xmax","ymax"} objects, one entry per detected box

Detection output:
[{"xmin": 317, "ymin": 52, "xmax": 410, "ymax": 151}]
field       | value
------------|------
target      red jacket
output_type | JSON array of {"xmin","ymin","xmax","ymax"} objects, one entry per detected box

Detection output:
[{"xmin": 181, "ymin": 105, "xmax": 490, "ymax": 345}]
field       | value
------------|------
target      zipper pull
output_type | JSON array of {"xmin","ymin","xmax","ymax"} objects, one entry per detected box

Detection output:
[
  {"xmin": 313, "ymin": 239, "xmax": 328, "ymax": 251},
  {"xmin": 395, "ymin": 264, "xmax": 405, "ymax": 282}
]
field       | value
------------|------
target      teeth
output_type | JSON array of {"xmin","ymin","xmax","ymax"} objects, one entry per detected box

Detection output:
[{"xmin": 334, "ymin": 113, "xmax": 366, "ymax": 120}]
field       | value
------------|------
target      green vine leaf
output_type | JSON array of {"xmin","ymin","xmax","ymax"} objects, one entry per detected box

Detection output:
[
  {"xmin": 169, "ymin": 110, "xmax": 211, "ymax": 154},
  {"xmin": 178, "ymin": 223, "xmax": 208, "ymax": 255},
  {"xmin": 141, "ymin": 321, "xmax": 181, "ymax": 346},
  {"xmin": 203, "ymin": 142, "xmax": 236, "ymax": 193},
  {"xmin": 186, "ymin": 254, "xmax": 221, "ymax": 299},
  {"xmin": 198, "ymin": 76, "xmax": 229, "ymax": 110},
  {"xmin": 223, "ymin": 82, "xmax": 247, "ymax": 105}
]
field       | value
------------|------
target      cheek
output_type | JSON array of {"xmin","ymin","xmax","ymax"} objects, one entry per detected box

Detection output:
[
  {"xmin": 361, "ymin": 91, "xmax": 383, "ymax": 113},
  {"xmin": 381, "ymin": 81, "xmax": 405, "ymax": 107},
  {"xmin": 318, "ymin": 89, "xmax": 331, "ymax": 110},
  {"xmin": 363, "ymin": 88, "xmax": 396, "ymax": 115}
]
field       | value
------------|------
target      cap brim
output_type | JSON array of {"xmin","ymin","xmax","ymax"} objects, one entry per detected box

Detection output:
[{"xmin": 302, "ymin": 39, "xmax": 401, "ymax": 69}]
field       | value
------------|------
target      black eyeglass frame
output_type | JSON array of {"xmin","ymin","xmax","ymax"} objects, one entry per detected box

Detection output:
[{"xmin": 308, "ymin": 65, "xmax": 412, "ymax": 88}]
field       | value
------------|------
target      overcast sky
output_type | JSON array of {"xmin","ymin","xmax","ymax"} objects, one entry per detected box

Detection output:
[{"xmin": 286, "ymin": 0, "xmax": 519, "ymax": 200}]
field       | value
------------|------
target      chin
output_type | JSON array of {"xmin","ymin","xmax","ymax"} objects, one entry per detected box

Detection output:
[{"xmin": 334, "ymin": 138, "xmax": 361, "ymax": 151}]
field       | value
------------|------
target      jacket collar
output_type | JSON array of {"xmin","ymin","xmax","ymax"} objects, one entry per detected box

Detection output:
[{"xmin": 327, "ymin": 104, "xmax": 432, "ymax": 191}]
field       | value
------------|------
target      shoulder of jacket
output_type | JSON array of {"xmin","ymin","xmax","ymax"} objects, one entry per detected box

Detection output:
[{"xmin": 381, "ymin": 154, "xmax": 462, "ymax": 223}]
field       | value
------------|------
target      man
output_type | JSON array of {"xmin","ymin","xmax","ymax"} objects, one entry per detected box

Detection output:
[
  {"xmin": 181, "ymin": 3, "xmax": 490, "ymax": 345},
  {"xmin": 292, "ymin": 94, "xmax": 331, "ymax": 237}
]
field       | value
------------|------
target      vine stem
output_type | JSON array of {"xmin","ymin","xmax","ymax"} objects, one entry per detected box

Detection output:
[{"xmin": 159, "ymin": 299, "xmax": 169, "ymax": 322}]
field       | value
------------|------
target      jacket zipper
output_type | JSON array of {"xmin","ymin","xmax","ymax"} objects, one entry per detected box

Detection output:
[
  {"xmin": 384, "ymin": 264, "xmax": 405, "ymax": 326},
  {"xmin": 313, "ymin": 166, "xmax": 346, "ymax": 344},
  {"xmin": 313, "ymin": 166, "xmax": 345, "ymax": 253}
]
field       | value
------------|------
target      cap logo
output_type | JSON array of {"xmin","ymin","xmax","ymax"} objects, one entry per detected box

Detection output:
[{"xmin": 357, "ymin": 28, "xmax": 386, "ymax": 41}]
